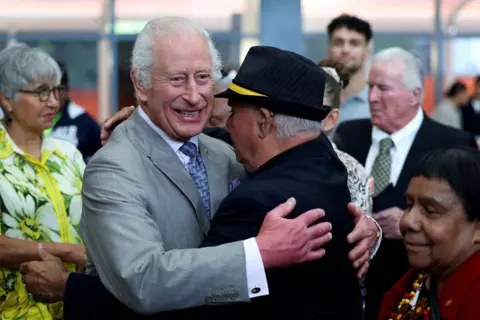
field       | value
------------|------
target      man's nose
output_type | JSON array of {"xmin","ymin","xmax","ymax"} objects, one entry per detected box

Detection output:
[
  {"xmin": 368, "ymin": 87, "xmax": 380, "ymax": 103},
  {"xmin": 185, "ymin": 79, "xmax": 201, "ymax": 105}
]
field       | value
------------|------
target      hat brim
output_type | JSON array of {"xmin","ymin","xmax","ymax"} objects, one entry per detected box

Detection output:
[{"xmin": 215, "ymin": 89, "xmax": 330, "ymax": 122}]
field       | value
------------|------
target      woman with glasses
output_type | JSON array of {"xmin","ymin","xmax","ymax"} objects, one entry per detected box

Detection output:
[{"xmin": 0, "ymin": 43, "xmax": 86, "ymax": 319}]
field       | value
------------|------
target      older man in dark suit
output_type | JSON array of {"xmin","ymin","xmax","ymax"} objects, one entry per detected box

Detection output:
[
  {"xmin": 334, "ymin": 47, "xmax": 477, "ymax": 320},
  {"xmin": 196, "ymin": 45, "xmax": 364, "ymax": 319}
]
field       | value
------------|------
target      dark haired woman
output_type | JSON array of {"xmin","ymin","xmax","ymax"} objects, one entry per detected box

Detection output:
[{"xmin": 379, "ymin": 147, "xmax": 480, "ymax": 319}]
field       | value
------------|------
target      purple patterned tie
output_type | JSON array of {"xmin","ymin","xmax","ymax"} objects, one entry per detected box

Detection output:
[{"xmin": 180, "ymin": 142, "xmax": 211, "ymax": 220}]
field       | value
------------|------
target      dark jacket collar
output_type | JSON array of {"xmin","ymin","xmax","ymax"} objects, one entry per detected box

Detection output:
[{"xmin": 252, "ymin": 133, "xmax": 341, "ymax": 176}]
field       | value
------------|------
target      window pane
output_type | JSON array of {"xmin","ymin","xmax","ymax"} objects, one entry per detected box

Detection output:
[
  {"xmin": 19, "ymin": 39, "xmax": 98, "ymax": 88},
  {"xmin": 114, "ymin": 0, "xmax": 245, "ymax": 33},
  {"xmin": 2, "ymin": 0, "xmax": 104, "ymax": 19},
  {"xmin": 452, "ymin": 37, "xmax": 480, "ymax": 76},
  {"xmin": 304, "ymin": 34, "xmax": 328, "ymax": 64}
]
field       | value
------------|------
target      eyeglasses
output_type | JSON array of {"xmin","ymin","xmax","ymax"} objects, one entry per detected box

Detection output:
[{"xmin": 18, "ymin": 86, "xmax": 66, "ymax": 102}]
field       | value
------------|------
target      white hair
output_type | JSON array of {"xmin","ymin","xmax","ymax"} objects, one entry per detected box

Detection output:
[
  {"xmin": 373, "ymin": 47, "xmax": 425, "ymax": 99},
  {"xmin": 131, "ymin": 17, "xmax": 222, "ymax": 89},
  {"xmin": 0, "ymin": 43, "xmax": 61, "ymax": 102},
  {"xmin": 215, "ymin": 69, "xmax": 237, "ymax": 89},
  {"xmin": 274, "ymin": 114, "xmax": 323, "ymax": 138}
]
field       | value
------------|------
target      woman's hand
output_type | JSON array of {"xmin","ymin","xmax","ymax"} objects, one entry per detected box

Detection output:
[{"xmin": 52, "ymin": 243, "xmax": 87, "ymax": 268}]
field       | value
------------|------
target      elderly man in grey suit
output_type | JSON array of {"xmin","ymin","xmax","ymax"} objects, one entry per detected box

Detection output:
[
  {"xmin": 85, "ymin": 17, "xmax": 341, "ymax": 315},
  {"xmin": 19, "ymin": 17, "xmax": 380, "ymax": 318}
]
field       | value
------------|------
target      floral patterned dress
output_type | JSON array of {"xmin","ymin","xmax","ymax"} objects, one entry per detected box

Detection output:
[
  {"xmin": 331, "ymin": 142, "xmax": 373, "ymax": 216},
  {"xmin": 0, "ymin": 125, "xmax": 85, "ymax": 320}
]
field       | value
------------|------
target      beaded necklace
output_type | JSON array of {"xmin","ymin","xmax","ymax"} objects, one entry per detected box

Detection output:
[{"xmin": 388, "ymin": 272, "xmax": 431, "ymax": 320}]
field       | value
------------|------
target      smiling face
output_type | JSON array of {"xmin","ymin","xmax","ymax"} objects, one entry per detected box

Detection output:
[
  {"xmin": 133, "ymin": 32, "xmax": 215, "ymax": 141},
  {"xmin": 401, "ymin": 176, "xmax": 480, "ymax": 277},
  {"xmin": 0, "ymin": 79, "xmax": 61, "ymax": 134}
]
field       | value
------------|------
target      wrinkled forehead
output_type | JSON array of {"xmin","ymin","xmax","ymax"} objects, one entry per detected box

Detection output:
[
  {"xmin": 153, "ymin": 33, "xmax": 212, "ymax": 69},
  {"xmin": 407, "ymin": 176, "xmax": 460, "ymax": 208}
]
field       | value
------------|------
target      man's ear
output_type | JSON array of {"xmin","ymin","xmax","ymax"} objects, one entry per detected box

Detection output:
[
  {"xmin": 322, "ymin": 109, "xmax": 340, "ymax": 133},
  {"xmin": 257, "ymin": 107, "xmax": 275, "ymax": 139},
  {"xmin": 411, "ymin": 88, "xmax": 422, "ymax": 105},
  {"xmin": 130, "ymin": 69, "xmax": 148, "ymax": 103}
]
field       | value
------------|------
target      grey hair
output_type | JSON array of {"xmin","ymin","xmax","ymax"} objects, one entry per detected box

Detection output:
[
  {"xmin": 0, "ymin": 43, "xmax": 61, "ymax": 100},
  {"xmin": 274, "ymin": 113, "xmax": 323, "ymax": 138},
  {"xmin": 131, "ymin": 17, "xmax": 223, "ymax": 89},
  {"xmin": 373, "ymin": 47, "xmax": 425, "ymax": 100},
  {"xmin": 0, "ymin": 43, "xmax": 62, "ymax": 123}
]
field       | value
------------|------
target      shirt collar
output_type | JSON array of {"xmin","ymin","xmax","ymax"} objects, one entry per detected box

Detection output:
[
  {"xmin": 137, "ymin": 106, "xmax": 199, "ymax": 153},
  {"xmin": 0, "ymin": 123, "xmax": 62, "ymax": 161},
  {"xmin": 371, "ymin": 107, "xmax": 424, "ymax": 148},
  {"xmin": 472, "ymin": 99, "xmax": 480, "ymax": 112}
]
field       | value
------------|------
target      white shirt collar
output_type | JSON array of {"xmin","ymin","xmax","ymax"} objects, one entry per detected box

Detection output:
[
  {"xmin": 472, "ymin": 99, "xmax": 480, "ymax": 113},
  {"xmin": 137, "ymin": 106, "xmax": 198, "ymax": 152},
  {"xmin": 371, "ymin": 107, "xmax": 424, "ymax": 148}
]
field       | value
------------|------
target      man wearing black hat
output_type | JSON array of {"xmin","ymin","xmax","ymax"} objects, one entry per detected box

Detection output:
[
  {"xmin": 195, "ymin": 45, "xmax": 363, "ymax": 319},
  {"xmin": 89, "ymin": 45, "xmax": 363, "ymax": 319}
]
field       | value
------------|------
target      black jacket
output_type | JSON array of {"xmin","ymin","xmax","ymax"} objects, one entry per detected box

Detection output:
[
  {"xmin": 460, "ymin": 99, "xmax": 480, "ymax": 137},
  {"xmin": 50, "ymin": 100, "xmax": 101, "ymax": 162},
  {"xmin": 64, "ymin": 134, "xmax": 362, "ymax": 319}
]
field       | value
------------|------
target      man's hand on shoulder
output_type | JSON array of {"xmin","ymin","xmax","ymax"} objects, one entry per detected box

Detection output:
[
  {"xmin": 256, "ymin": 198, "xmax": 333, "ymax": 269},
  {"xmin": 101, "ymin": 105, "xmax": 136, "ymax": 146}
]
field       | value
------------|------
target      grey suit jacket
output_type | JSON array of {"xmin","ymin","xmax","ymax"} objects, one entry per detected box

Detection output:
[{"xmin": 80, "ymin": 109, "xmax": 248, "ymax": 315}]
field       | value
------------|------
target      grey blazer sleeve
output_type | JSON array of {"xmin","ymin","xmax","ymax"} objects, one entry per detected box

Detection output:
[{"xmin": 80, "ymin": 156, "xmax": 249, "ymax": 315}]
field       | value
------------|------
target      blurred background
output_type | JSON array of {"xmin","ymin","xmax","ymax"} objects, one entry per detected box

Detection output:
[{"xmin": 2, "ymin": 0, "xmax": 479, "ymax": 122}]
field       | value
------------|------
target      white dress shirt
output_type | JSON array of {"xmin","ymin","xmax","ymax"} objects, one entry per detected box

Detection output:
[
  {"xmin": 138, "ymin": 107, "xmax": 269, "ymax": 298},
  {"xmin": 365, "ymin": 108, "xmax": 424, "ymax": 186},
  {"xmin": 472, "ymin": 99, "xmax": 480, "ymax": 114}
]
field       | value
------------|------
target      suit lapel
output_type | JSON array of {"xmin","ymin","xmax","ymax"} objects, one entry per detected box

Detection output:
[
  {"xmin": 126, "ymin": 110, "xmax": 209, "ymax": 234},
  {"xmin": 353, "ymin": 125, "xmax": 372, "ymax": 165},
  {"xmin": 395, "ymin": 117, "xmax": 430, "ymax": 192}
]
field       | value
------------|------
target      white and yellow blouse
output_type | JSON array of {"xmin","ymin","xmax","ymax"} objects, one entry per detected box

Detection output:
[{"xmin": 0, "ymin": 124, "xmax": 85, "ymax": 320}]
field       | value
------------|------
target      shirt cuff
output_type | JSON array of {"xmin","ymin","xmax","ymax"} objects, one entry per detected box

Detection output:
[
  {"xmin": 367, "ymin": 215, "xmax": 382, "ymax": 259},
  {"xmin": 243, "ymin": 237, "xmax": 269, "ymax": 299}
]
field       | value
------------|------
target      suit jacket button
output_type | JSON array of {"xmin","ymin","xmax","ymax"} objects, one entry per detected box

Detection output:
[{"xmin": 251, "ymin": 287, "xmax": 261, "ymax": 294}]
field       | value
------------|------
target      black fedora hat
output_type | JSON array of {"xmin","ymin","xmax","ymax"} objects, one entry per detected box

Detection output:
[{"xmin": 215, "ymin": 46, "xmax": 330, "ymax": 121}]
